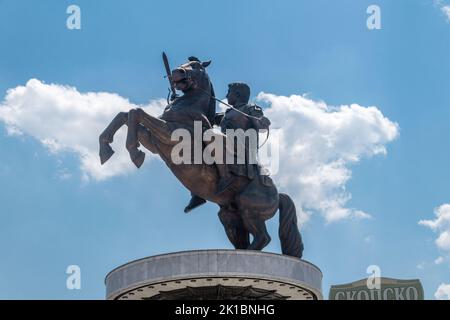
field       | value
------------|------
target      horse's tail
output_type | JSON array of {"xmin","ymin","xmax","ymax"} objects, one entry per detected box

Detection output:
[{"xmin": 278, "ymin": 193, "xmax": 304, "ymax": 258}]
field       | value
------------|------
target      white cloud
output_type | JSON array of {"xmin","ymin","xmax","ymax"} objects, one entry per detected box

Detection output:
[
  {"xmin": 0, "ymin": 79, "xmax": 166, "ymax": 181},
  {"xmin": 435, "ymin": 283, "xmax": 450, "ymax": 300},
  {"xmin": 434, "ymin": 1, "xmax": 450, "ymax": 21},
  {"xmin": 257, "ymin": 93, "xmax": 399, "ymax": 223},
  {"xmin": 419, "ymin": 204, "xmax": 450, "ymax": 252},
  {"xmin": 435, "ymin": 256, "xmax": 444, "ymax": 265},
  {"xmin": 442, "ymin": 6, "xmax": 450, "ymax": 20},
  {"xmin": 0, "ymin": 80, "xmax": 399, "ymax": 223}
]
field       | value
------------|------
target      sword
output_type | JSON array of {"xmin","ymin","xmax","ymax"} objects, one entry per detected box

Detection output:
[{"xmin": 162, "ymin": 51, "xmax": 178, "ymax": 101}]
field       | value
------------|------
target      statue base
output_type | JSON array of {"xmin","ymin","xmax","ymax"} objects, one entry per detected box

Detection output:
[{"xmin": 105, "ymin": 250, "xmax": 323, "ymax": 300}]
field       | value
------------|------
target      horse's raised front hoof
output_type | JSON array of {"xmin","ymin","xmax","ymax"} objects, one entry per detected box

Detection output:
[
  {"xmin": 99, "ymin": 144, "xmax": 115, "ymax": 165},
  {"xmin": 131, "ymin": 150, "xmax": 145, "ymax": 168}
]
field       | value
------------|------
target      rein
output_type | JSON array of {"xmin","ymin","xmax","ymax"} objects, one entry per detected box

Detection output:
[
  {"xmin": 196, "ymin": 87, "xmax": 270, "ymax": 148},
  {"xmin": 196, "ymin": 87, "xmax": 264, "ymax": 121},
  {"xmin": 166, "ymin": 70, "xmax": 270, "ymax": 148}
]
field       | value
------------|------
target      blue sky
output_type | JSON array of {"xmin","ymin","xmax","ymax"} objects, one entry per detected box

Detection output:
[{"xmin": 0, "ymin": 0, "xmax": 449, "ymax": 299}]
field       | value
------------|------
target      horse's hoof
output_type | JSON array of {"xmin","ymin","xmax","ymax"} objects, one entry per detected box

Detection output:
[
  {"xmin": 132, "ymin": 150, "xmax": 145, "ymax": 168},
  {"xmin": 247, "ymin": 235, "xmax": 271, "ymax": 251},
  {"xmin": 99, "ymin": 144, "xmax": 115, "ymax": 165}
]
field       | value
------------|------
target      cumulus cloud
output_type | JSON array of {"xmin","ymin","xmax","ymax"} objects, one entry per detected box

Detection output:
[
  {"xmin": 434, "ymin": 0, "xmax": 450, "ymax": 21},
  {"xmin": 0, "ymin": 79, "xmax": 399, "ymax": 223},
  {"xmin": 435, "ymin": 283, "xmax": 450, "ymax": 300},
  {"xmin": 419, "ymin": 204, "xmax": 450, "ymax": 254},
  {"xmin": 257, "ymin": 93, "xmax": 399, "ymax": 223},
  {"xmin": 443, "ymin": 6, "xmax": 450, "ymax": 20},
  {"xmin": 435, "ymin": 256, "xmax": 444, "ymax": 265},
  {"xmin": 0, "ymin": 79, "xmax": 166, "ymax": 181}
]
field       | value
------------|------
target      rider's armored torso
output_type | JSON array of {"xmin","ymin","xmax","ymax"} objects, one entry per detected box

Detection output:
[
  {"xmin": 218, "ymin": 103, "xmax": 270, "ymax": 180},
  {"xmin": 220, "ymin": 103, "xmax": 265, "ymax": 133}
]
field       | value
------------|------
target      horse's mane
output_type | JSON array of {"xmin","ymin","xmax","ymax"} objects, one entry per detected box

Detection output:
[
  {"xmin": 188, "ymin": 56, "xmax": 216, "ymax": 125},
  {"xmin": 206, "ymin": 82, "xmax": 217, "ymax": 125}
]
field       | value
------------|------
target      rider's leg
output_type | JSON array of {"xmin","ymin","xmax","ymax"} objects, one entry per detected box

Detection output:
[
  {"xmin": 215, "ymin": 164, "xmax": 235, "ymax": 195},
  {"xmin": 214, "ymin": 134, "xmax": 236, "ymax": 195}
]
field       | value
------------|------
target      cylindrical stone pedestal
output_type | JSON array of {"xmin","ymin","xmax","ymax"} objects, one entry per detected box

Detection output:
[{"xmin": 105, "ymin": 250, "xmax": 322, "ymax": 300}]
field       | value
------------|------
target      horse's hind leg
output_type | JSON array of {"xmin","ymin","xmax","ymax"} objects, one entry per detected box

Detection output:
[
  {"xmin": 235, "ymin": 180, "xmax": 276, "ymax": 251},
  {"xmin": 241, "ymin": 212, "xmax": 271, "ymax": 250},
  {"xmin": 218, "ymin": 208, "xmax": 250, "ymax": 249},
  {"xmin": 99, "ymin": 112, "xmax": 128, "ymax": 165}
]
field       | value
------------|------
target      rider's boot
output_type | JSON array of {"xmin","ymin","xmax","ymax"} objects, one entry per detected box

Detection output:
[{"xmin": 184, "ymin": 195, "xmax": 207, "ymax": 213}]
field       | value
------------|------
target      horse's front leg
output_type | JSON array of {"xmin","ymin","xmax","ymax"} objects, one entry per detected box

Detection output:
[
  {"xmin": 137, "ymin": 124, "xmax": 159, "ymax": 155},
  {"xmin": 99, "ymin": 112, "xmax": 128, "ymax": 165},
  {"xmin": 126, "ymin": 109, "xmax": 146, "ymax": 168}
]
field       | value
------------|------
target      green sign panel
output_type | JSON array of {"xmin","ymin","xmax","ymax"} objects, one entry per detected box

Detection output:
[{"xmin": 329, "ymin": 277, "xmax": 424, "ymax": 300}]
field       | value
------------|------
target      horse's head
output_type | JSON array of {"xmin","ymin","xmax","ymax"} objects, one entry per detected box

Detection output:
[{"xmin": 171, "ymin": 57, "xmax": 211, "ymax": 93}]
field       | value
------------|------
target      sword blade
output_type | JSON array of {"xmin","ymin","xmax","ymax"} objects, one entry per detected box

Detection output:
[{"xmin": 162, "ymin": 52, "xmax": 177, "ymax": 100}]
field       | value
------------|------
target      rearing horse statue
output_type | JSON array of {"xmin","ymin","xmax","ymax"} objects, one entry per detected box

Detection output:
[{"xmin": 99, "ymin": 58, "xmax": 304, "ymax": 258}]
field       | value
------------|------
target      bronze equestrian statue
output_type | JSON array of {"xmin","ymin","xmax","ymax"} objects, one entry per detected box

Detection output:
[
  {"xmin": 184, "ymin": 82, "xmax": 271, "ymax": 213},
  {"xmin": 99, "ymin": 56, "xmax": 304, "ymax": 258}
]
